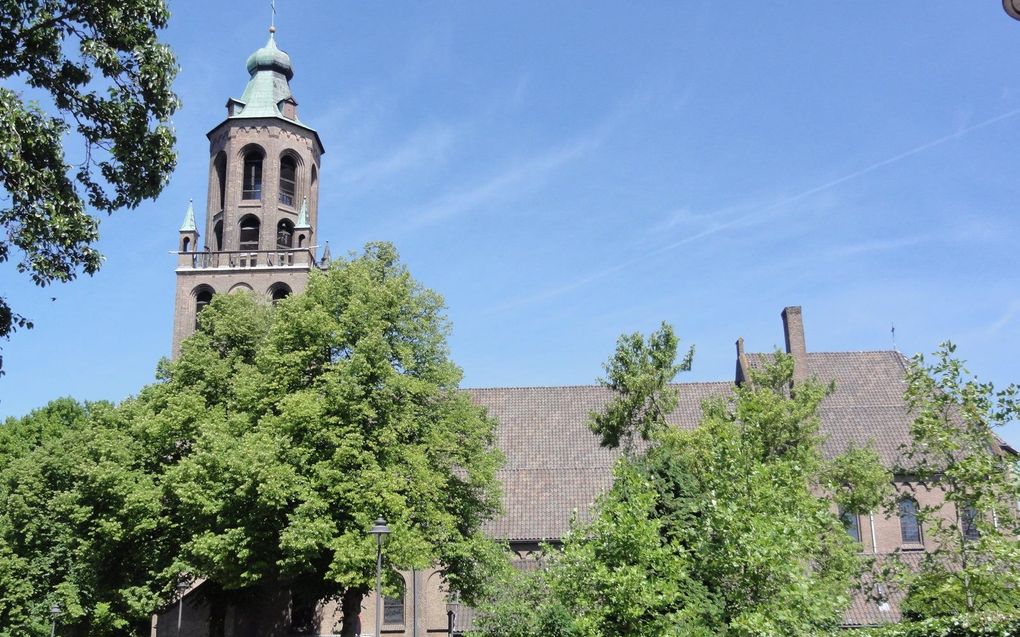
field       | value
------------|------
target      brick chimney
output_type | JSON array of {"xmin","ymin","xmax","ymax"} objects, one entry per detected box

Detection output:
[
  {"xmin": 735, "ymin": 337, "xmax": 751, "ymax": 386},
  {"xmin": 781, "ymin": 306, "xmax": 808, "ymax": 385}
]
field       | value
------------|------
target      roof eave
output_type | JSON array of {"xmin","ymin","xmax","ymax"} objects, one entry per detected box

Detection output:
[{"xmin": 206, "ymin": 116, "xmax": 325, "ymax": 156}]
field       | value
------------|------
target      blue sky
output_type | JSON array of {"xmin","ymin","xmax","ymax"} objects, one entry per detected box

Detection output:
[{"xmin": 2, "ymin": 2, "xmax": 1019, "ymax": 446}]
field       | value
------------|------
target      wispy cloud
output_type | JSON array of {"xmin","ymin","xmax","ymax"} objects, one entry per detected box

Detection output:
[
  {"xmin": 340, "ymin": 124, "xmax": 460, "ymax": 186},
  {"xmin": 489, "ymin": 107, "xmax": 1020, "ymax": 313},
  {"xmin": 984, "ymin": 300, "xmax": 1020, "ymax": 337},
  {"xmin": 829, "ymin": 235, "xmax": 930, "ymax": 258},
  {"xmin": 404, "ymin": 135, "xmax": 601, "ymax": 230},
  {"xmin": 384, "ymin": 90, "xmax": 658, "ymax": 233}
]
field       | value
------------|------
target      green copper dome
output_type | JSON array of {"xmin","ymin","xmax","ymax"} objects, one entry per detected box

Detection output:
[
  {"xmin": 215, "ymin": 30, "xmax": 323, "ymax": 154},
  {"xmin": 245, "ymin": 33, "xmax": 293, "ymax": 80}
]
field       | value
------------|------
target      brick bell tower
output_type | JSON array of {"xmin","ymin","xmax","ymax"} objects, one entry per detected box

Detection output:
[{"xmin": 171, "ymin": 26, "xmax": 325, "ymax": 356}]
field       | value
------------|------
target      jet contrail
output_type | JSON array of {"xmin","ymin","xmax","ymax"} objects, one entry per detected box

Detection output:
[{"xmin": 489, "ymin": 107, "xmax": 1020, "ymax": 314}]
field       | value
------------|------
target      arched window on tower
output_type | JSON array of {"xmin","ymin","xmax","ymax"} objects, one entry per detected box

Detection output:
[
  {"xmin": 239, "ymin": 215, "xmax": 260, "ymax": 251},
  {"xmin": 242, "ymin": 149, "xmax": 264, "ymax": 200},
  {"xmin": 213, "ymin": 220, "xmax": 223, "ymax": 251},
  {"xmin": 214, "ymin": 152, "xmax": 227, "ymax": 211},
  {"xmin": 310, "ymin": 164, "xmax": 318, "ymax": 212},
  {"xmin": 279, "ymin": 155, "xmax": 297, "ymax": 206},
  {"xmin": 195, "ymin": 288, "xmax": 213, "ymax": 329},
  {"xmin": 277, "ymin": 219, "xmax": 294, "ymax": 248},
  {"xmin": 269, "ymin": 283, "xmax": 291, "ymax": 304},
  {"xmin": 181, "ymin": 236, "xmax": 191, "ymax": 253}
]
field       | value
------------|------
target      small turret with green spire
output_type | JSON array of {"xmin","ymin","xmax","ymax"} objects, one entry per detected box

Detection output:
[{"xmin": 179, "ymin": 199, "xmax": 197, "ymax": 232}]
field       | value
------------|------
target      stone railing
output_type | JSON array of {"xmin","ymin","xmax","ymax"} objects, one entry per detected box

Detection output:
[{"xmin": 177, "ymin": 248, "xmax": 316, "ymax": 270}]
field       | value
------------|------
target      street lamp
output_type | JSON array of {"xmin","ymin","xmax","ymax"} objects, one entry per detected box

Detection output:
[
  {"xmin": 49, "ymin": 603, "xmax": 61, "ymax": 637},
  {"xmin": 176, "ymin": 579, "xmax": 189, "ymax": 636},
  {"xmin": 369, "ymin": 517, "xmax": 390, "ymax": 637}
]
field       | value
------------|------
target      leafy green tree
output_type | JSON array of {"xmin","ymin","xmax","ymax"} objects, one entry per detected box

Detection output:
[
  {"xmin": 152, "ymin": 243, "xmax": 503, "ymax": 636},
  {"xmin": 0, "ymin": 399, "xmax": 178, "ymax": 636},
  {"xmin": 894, "ymin": 342, "xmax": 1020, "ymax": 619},
  {"xmin": 588, "ymin": 321, "xmax": 693, "ymax": 450},
  {"xmin": 479, "ymin": 334, "xmax": 889, "ymax": 637},
  {"xmin": 0, "ymin": 0, "xmax": 178, "ymax": 355}
]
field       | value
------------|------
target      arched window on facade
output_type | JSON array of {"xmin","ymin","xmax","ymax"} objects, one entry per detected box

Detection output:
[
  {"xmin": 899, "ymin": 497, "xmax": 922, "ymax": 545},
  {"xmin": 279, "ymin": 155, "xmax": 297, "ymax": 206},
  {"xmin": 277, "ymin": 219, "xmax": 294, "ymax": 248},
  {"xmin": 242, "ymin": 149, "xmax": 264, "ymax": 200},
  {"xmin": 214, "ymin": 151, "xmax": 227, "ymax": 211},
  {"xmin": 195, "ymin": 288, "xmax": 213, "ymax": 329},
  {"xmin": 213, "ymin": 220, "xmax": 224, "ymax": 251},
  {"xmin": 181, "ymin": 236, "xmax": 191, "ymax": 253},
  {"xmin": 297, "ymin": 233, "xmax": 306, "ymax": 248},
  {"xmin": 840, "ymin": 509, "xmax": 861, "ymax": 543},
  {"xmin": 239, "ymin": 215, "xmax": 260, "ymax": 251},
  {"xmin": 383, "ymin": 577, "xmax": 405, "ymax": 627},
  {"xmin": 962, "ymin": 505, "xmax": 980, "ymax": 541}
]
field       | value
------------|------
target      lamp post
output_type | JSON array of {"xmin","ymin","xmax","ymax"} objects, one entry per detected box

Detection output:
[
  {"xmin": 369, "ymin": 517, "xmax": 390, "ymax": 637},
  {"xmin": 176, "ymin": 579, "xmax": 189, "ymax": 636},
  {"xmin": 49, "ymin": 603, "xmax": 61, "ymax": 637}
]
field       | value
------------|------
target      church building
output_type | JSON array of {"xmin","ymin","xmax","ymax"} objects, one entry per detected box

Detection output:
[{"xmin": 160, "ymin": 27, "xmax": 1006, "ymax": 637}]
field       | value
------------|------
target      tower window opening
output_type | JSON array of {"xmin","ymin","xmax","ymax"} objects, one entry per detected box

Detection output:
[
  {"xmin": 213, "ymin": 220, "xmax": 223, "ymax": 251},
  {"xmin": 214, "ymin": 152, "xmax": 227, "ymax": 211},
  {"xmin": 181, "ymin": 236, "xmax": 191, "ymax": 253},
  {"xmin": 195, "ymin": 288, "xmax": 213, "ymax": 329},
  {"xmin": 270, "ymin": 284, "xmax": 291, "ymax": 303},
  {"xmin": 298, "ymin": 234, "xmax": 305, "ymax": 248},
  {"xmin": 242, "ymin": 149, "xmax": 264, "ymax": 200},
  {"xmin": 277, "ymin": 219, "xmax": 294, "ymax": 248},
  {"xmin": 239, "ymin": 215, "xmax": 261, "ymax": 251},
  {"xmin": 279, "ymin": 155, "xmax": 297, "ymax": 206}
]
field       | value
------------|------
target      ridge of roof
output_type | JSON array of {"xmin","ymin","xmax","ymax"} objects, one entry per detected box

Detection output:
[
  {"xmin": 747, "ymin": 349, "xmax": 902, "ymax": 356},
  {"xmin": 463, "ymin": 381, "xmax": 734, "ymax": 391}
]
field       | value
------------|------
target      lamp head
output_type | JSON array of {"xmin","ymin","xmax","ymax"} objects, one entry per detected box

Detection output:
[
  {"xmin": 177, "ymin": 580, "xmax": 189, "ymax": 596},
  {"xmin": 369, "ymin": 517, "xmax": 391, "ymax": 545},
  {"xmin": 50, "ymin": 603, "xmax": 61, "ymax": 619}
]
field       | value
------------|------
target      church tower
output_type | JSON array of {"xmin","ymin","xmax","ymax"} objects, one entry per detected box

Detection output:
[{"xmin": 171, "ymin": 27, "xmax": 325, "ymax": 356}]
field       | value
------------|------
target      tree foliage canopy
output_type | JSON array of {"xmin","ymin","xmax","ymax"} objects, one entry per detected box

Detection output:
[
  {"xmin": 0, "ymin": 244, "xmax": 503, "ymax": 636},
  {"xmin": 0, "ymin": 0, "xmax": 178, "ymax": 350},
  {"xmin": 0, "ymin": 399, "xmax": 177, "ymax": 637},
  {"xmin": 478, "ymin": 334, "xmax": 891, "ymax": 637},
  {"xmin": 893, "ymin": 342, "xmax": 1020, "ymax": 619},
  {"xmin": 155, "ymin": 243, "xmax": 504, "ymax": 631}
]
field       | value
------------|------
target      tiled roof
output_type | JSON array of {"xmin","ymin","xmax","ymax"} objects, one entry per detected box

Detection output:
[
  {"xmin": 747, "ymin": 351, "xmax": 913, "ymax": 466},
  {"xmin": 467, "ymin": 350, "xmax": 915, "ymax": 542},
  {"xmin": 457, "ymin": 350, "xmax": 925, "ymax": 629},
  {"xmin": 467, "ymin": 382, "xmax": 732, "ymax": 541}
]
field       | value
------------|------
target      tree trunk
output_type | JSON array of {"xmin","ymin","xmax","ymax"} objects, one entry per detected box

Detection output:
[{"xmin": 339, "ymin": 589, "xmax": 363, "ymax": 637}]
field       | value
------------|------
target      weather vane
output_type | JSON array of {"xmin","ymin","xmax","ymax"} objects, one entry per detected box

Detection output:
[{"xmin": 270, "ymin": 0, "xmax": 277, "ymax": 33}]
